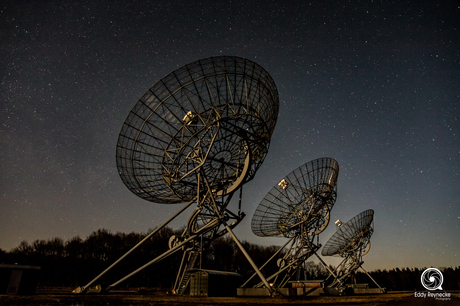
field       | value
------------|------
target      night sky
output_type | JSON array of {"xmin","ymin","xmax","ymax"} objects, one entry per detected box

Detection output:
[{"xmin": 1, "ymin": 1, "xmax": 459, "ymax": 272}]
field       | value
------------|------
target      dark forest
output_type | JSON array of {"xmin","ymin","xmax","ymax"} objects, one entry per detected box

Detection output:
[{"xmin": 1, "ymin": 228, "xmax": 459, "ymax": 291}]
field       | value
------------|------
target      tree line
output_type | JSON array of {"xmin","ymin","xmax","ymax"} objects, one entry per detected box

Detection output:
[
  {"xmin": 1, "ymin": 228, "xmax": 459, "ymax": 291},
  {"xmin": 0, "ymin": 227, "xmax": 281, "ymax": 289},
  {"xmin": 356, "ymin": 267, "xmax": 460, "ymax": 291}
]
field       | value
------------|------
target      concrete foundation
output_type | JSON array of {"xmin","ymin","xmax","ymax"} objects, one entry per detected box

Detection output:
[
  {"xmin": 353, "ymin": 288, "xmax": 385, "ymax": 294},
  {"xmin": 237, "ymin": 287, "xmax": 324, "ymax": 297}
]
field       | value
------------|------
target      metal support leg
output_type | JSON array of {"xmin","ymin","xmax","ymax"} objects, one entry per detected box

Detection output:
[
  {"xmin": 105, "ymin": 233, "xmax": 199, "ymax": 291},
  {"xmin": 360, "ymin": 266, "xmax": 383, "ymax": 291},
  {"xmin": 241, "ymin": 237, "xmax": 294, "ymax": 288},
  {"xmin": 106, "ymin": 216, "xmax": 221, "ymax": 292},
  {"xmin": 173, "ymin": 249, "xmax": 189, "ymax": 292},
  {"xmin": 73, "ymin": 200, "xmax": 194, "ymax": 294},
  {"xmin": 314, "ymin": 253, "xmax": 338, "ymax": 279},
  {"xmin": 224, "ymin": 224, "xmax": 274, "ymax": 295}
]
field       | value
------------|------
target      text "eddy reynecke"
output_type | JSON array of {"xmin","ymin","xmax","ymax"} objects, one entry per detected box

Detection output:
[{"xmin": 415, "ymin": 292, "xmax": 451, "ymax": 299}]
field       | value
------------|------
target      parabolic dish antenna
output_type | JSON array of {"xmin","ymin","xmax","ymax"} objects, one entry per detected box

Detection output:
[
  {"xmin": 75, "ymin": 56, "xmax": 279, "ymax": 295},
  {"xmin": 322, "ymin": 209, "xmax": 374, "ymax": 257},
  {"xmin": 252, "ymin": 157, "xmax": 339, "ymax": 238},
  {"xmin": 321, "ymin": 209, "xmax": 384, "ymax": 294},
  {"xmin": 116, "ymin": 56, "xmax": 279, "ymax": 204},
  {"xmin": 243, "ymin": 157, "xmax": 339, "ymax": 288}
]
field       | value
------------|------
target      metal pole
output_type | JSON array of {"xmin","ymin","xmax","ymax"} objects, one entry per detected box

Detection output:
[
  {"xmin": 238, "ymin": 185, "xmax": 243, "ymax": 215},
  {"xmin": 241, "ymin": 236, "xmax": 294, "ymax": 287},
  {"xmin": 200, "ymin": 235, "xmax": 203, "ymax": 269},
  {"xmin": 333, "ymin": 258, "xmax": 348, "ymax": 288},
  {"xmin": 224, "ymin": 224, "xmax": 274, "ymax": 294},
  {"xmin": 254, "ymin": 259, "xmax": 296, "ymax": 286},
  {"xmin": 107, "ymin": 217, "xmax": 221, "ymax": 291},
  {"xmin": 314, "ymin": 253, "xmax": 338, "ymax": 279},
  {"xmin": 74, "ymin": 200, "xmax": 195, "ymax": 293},
  {"xmin": 105, "ymin": 233, "xmax": 199, "ymax": 291},
  {"xmin": 360, "ymin": 266, "xmax": 383, "ymax": 290},
  {"xmin": 172, "ymin": 249, "xmax": 189, "ymax": 293}
]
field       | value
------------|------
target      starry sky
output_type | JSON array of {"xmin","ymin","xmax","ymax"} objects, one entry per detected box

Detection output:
[{"xmin": 1, "ymin": 1, "xmax": 459, "ymax": 272}]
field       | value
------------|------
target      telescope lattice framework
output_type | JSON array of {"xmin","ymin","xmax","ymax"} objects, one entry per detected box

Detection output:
[
  {"xmin": 320, "ymin": 209, "xmax": 384, "ymax": 294},
  {"xmin": 251, "ymin": 157, "xmax": 339, "ymax": 238},
  {"xmin": 73, "ymin": 56, "xmax": 280, "ymax": 295},
  {"xmin": 116, "ymin": 56, "xmax": 279, "ymax": 204},
  {"xmin": 242, "ymin": 158, "xmax": 339, "ymax": 289},
  {"xmin": 322, "ymin": 209, "xmax": 374, "ymax": 258}
]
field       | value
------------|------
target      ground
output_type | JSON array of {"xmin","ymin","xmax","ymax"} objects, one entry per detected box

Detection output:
[{"xmin": 1, "ymin": 287, "xmax": 459, "ymax": 306}]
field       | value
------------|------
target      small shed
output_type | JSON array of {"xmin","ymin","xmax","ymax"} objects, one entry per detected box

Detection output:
[
  {"xmin": 0, "ymin": 264, "xmax": 41, "ymax": 295},
  {"xmin": 188, "ymin": 269, "xmax": 242, "ymax": 297}
]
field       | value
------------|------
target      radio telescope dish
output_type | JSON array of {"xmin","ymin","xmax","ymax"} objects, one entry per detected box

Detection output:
[
  {"xmin": 321, "ymin": 209, "xmax": 384, "ymax": 294},
  {"xmin": 322, "ymin": 209, "xmax": 373, "ymax": 257},
  {"xmin": 252, "ymin": 157, "xmax": 339, "ymax": 238},
  {"xmin": 116, "ymin": 56, "xmax": 279, "ymax": 204},
  {"xmin": 243, "ymin": 158, "xmax": 339, "ymax": 288},
  {"xmin": 75, "ymin": 56, "xmax": 279, "ymax": 295}
]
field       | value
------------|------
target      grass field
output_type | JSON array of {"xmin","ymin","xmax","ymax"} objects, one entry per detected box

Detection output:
[{"xmin": 1, "ymin": 287, "xmax": 459, "ymax": 305}]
